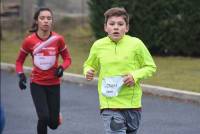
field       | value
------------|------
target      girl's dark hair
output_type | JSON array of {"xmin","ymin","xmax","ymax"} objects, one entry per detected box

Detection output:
[{"xmin": 29, "ymin": 7, "xmax": 53, "ymax": 33}]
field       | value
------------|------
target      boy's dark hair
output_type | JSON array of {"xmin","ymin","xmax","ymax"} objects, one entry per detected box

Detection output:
[
  {"xmin": 104, "ymin": 7, "xmax": 129, "ymax": 25},
  {"xmin": 29, "ymin": 7, "xmax": 53, "ymax": 33}
]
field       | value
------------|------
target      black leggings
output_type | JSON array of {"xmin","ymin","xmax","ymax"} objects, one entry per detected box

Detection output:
[{"xmin": 30, "ymin": 82, "xmax": 60, "ymax": 134}]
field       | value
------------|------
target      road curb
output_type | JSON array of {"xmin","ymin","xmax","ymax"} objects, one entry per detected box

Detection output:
[{"xmin": 1, "ymin": 62, "xmax": 200, "ymax": 104}]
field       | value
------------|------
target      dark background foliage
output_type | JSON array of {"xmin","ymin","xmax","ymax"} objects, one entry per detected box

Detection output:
[{"xmin": 88, "ymin": 0, "xmax": 200, "ymax": 56}]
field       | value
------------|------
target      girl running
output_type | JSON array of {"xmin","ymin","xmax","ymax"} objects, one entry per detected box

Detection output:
[{"xmin": 16, "ymin": 7, "xmax": 71, "ymax": 134}]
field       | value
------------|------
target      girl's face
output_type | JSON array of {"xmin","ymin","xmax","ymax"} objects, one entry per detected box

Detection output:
[
  {"xmin": 104, "ymin": 16, "xmax": 129, "ymax": 42},
  {"xmin": 36, "ymin": 10, "xmax": 53, "ymax": 32}
]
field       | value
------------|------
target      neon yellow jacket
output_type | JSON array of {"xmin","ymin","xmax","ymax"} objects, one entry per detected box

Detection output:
[{"xmin": 84, "ymin": 35, "xmax": 156, "ymax": 109}]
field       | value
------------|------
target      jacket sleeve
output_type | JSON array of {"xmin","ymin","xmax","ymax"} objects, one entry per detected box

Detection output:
[
  {"xmin": 58, "ymin": 36, "xmax": 71, "ymax": 69},
  {"xmin": 131, "ymin": 41, "xmax": 156, "ymax": 83},
  {"xmin": 16, "ymin": 50, "xmax": 28, "ymax": 73},
  {"xmin": 15, "ymin": 38, "xmax": 30, "ymax": 74},
  {"xmin": 83, "ymin": 43, "xmax": 99, "ymax": 76},
  {"xmin": 60, "ymin": 48, "xmax": 71, "ymax": 69}
]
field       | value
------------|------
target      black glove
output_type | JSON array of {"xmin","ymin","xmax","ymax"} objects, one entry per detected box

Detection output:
[
  {"xmin": 55, "ymin": 66, "xmax": 64, "ymax": 77},
  {"xmin": 18, "ymin": 73, "xmax": 27, "ymax": 90}
]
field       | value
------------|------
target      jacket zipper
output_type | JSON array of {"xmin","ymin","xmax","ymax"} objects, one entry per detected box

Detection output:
[{"xmin": 114, "ymin": 42, "xmax": 117, "ymax": 55}]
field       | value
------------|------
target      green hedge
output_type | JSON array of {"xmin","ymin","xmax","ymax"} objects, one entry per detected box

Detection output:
[{"xmin": 88, "ymin": 0, "xmax": 200, "ymax": 56}]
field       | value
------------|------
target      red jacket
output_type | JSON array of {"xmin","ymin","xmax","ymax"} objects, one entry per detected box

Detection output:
[{"xmin": 16, "ymin": 32, "xmax": 71, "ymax": 85}]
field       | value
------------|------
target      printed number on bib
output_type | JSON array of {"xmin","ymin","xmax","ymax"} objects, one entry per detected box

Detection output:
[
  {"xmin": 102, "ymin": 76, "xmax": 124, "ymax": 97},
  {"xmin": 33, "ymin": 36, "xmax": 58, "ymax": 70},
  {"xmin": 34, "ymin": 55, "xmax": 56, "ymax": 70}
]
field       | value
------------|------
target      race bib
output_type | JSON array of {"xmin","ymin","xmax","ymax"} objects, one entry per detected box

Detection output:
[
  {"xmin": 102, "ymin": 76, "xmax": 124, "ymax": 97},
  {"xmin": 34, "ymin": 55, "xmax": 56, "ymax": 70}
]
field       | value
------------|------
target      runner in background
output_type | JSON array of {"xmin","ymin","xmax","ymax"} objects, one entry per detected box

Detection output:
[
  {"xmin": 16, "ymin": 7, "xmax": 71, "ymax": 134},
  {"xmin": 0, "ymin": 105, "xmax": 5, "ymax": 134},
  {"xmin": 84, "ymin": 7, "xmax": 156, "ymax": 134}
]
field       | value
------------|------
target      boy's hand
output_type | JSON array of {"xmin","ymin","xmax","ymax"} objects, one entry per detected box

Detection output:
[
  {"xmin": 86, "ymin": 69, "xmax": 95, "ymax": 81},
  {"xmin": 123, "ymin": 74, "xmax": 135, "ymax": 87},
  {"xmin": 18, "ymin": 73, "xmax": 27, "ymax": 90}
]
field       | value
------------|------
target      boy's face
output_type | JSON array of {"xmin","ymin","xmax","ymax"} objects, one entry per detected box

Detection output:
[{"xmin": 104, "ymin": 16, "xmax": 129, "ymax": 42}]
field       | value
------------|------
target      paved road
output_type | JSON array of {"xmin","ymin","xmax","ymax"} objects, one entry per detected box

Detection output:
[{"xmin": 1, "ymin": 70, "xmax": 200, "ymax": 134}]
